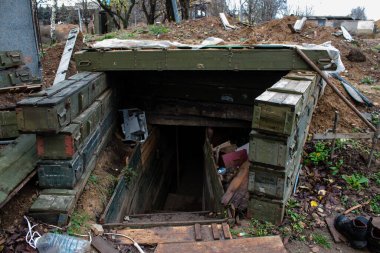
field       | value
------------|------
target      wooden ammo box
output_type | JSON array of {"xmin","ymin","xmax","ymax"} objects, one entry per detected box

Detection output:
[
  {"xmin": 267, "ymin": 75, "xmax": 316, "ymax": 109},
  {"xmin": 38, "ymin": 153, "xmax": 84, "ymax": 189},
  {"xmin": 252, "ymin": 74, "xmax": 315, "ymax": 136},
  {"xmin": 0, "ymin": 51, "xmax": 23, "ymax": 69},
  {"xmin": 248, "ymin": 152, "xmax": 302, "ymax": 199},
  {"xmin": 248, "ymin": 194, "xmax": 287, "ymax": 225},
  {"xmin": 38, "ymin": 108, "xmax": 115, "ymax": 188},
  {"xmin": 28, "ymin": 189, "xmax": 76, "ymax": 226},
  {"xmin": 0, "ymin": 67, "xmax": 33, "ymax": 87},
  {"xmin": 0, "ymin": 111, "xmax": 19, "ymax": 139},
  {"xmin": 83, "ymin": 108, "xmax": 115, "ymax": 166},
  {"xmin": 36, "ymin": 98, "xmax": 103, "ymax": 159},
  {"xmin": 16, "ymin": 72, "xmax": 107, "ymax": 133},
  {"xmin": 252, "ymin": 91, "xmax": 303, "ymax": 136}
]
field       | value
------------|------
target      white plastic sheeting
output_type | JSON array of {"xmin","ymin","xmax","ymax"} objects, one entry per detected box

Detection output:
[
  {"xmin": 91, "ymin": 37, "xmax": 224, "ymax": 50},
  {"xmin": 298, "ymin": 41, "xmax": 345, "ymax": 74}
]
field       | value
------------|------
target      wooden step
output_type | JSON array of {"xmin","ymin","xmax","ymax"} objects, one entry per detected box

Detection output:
[{"xmin": 154, "ymin": 236, "xmax": 287, "ymax": 253}]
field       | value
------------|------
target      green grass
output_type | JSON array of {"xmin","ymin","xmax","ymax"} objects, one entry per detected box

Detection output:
[
  {"xmin": 149, "ymin": 25, "xmax": 169, "ymax": 35},
  {"xmin": 88, "ymin": 174, "xmax": 98, "ymax": 185},
  {"xmin": 361, "ymin": 76, "xmax": 376, "ymax": 85},
  {"xmin": 371, "ymin": 195, "xmax": 380, "ymax": 214},
  {"xmin": 312, "ymin": 233, "xmax": 332, "ymax": 249},
  {"xmin": 67, "ymin": 211, "xmax": 91, "ymax": 235},
  {"xmin": 249, "ymin": 219, "xmax": 275, "ymax": 237}
]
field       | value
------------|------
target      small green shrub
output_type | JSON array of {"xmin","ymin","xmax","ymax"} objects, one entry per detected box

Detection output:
[
  {"xmin": 149, "ymin": 25, "xmax": 169, "ymax": 35},
  {"xmin": 342, "ymin": 174, "xmax": 369, "ymax": 190},
  {"xmin": 308, "ymin": 141, "xmax": 329, "ymax": 165},
  {"xmin": 361, "ymin": 76, "xmax": 376, "ymax": 85},
  {"xmin": 249, "ymin": 219, "xmax": 275, "ymax": 237},
  {"xmin": 329, "ymin": 159, "xmax": 344, "ymax": 175}
]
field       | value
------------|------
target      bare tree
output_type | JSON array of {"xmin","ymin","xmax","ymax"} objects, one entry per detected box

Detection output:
[
  {"xmin": 241, "ymin": 0, "xmax": 287, "ymax": 24},
  {"xmin": 284, "ymin": 4, "xmax": 314, "ymax": 17},
  {"xmin": 95, "ymin": 0, "xmax": 137, "ymax": 29},
  {"xmin": 350, "ymin": 6, "xmax": 367, "ymax": 20}
]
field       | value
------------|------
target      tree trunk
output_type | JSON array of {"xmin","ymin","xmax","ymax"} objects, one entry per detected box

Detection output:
[
  {"xmin": 165, "ymin": 0, "xmax": 175, "ymax": 22},
  {"xmin": 123, "ymin": 0, "xmax": 136, "ymax": 28},
  {"xmin": 50, "ymin": 0, "xmax": 57, "ymax": 43}
]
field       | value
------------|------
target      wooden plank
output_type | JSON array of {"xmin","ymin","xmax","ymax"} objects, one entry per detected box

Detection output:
[
  {"xmin": 91, "ymin": 236, "xmax": 119, "ymax": 253},
  {"xmin": 114, "ymin": 224, "xmax": 226, "ymax": 245},
  {"xmin": 313, "ymin": 132, "xmax": 375, "ymax": 140},
  {"xmin": 0, "ymin": 135, "xmax": 38, "ymax": 206},
  {"xmin": 325, "ymin": 217, "xmax": 347, "ymax": 243},
  {"xmin": 0, "ymin": 84, "xmax": 42, "ymax": 93},
  {"xmin": 103, "ymin": 219, "xmax": 228, "ymax": 229},
  {"xmin": 211, "ymin": 223, "xmax": 220, "ymax": 240},
  {"xmin": 154, "ymin": 236, "xmax": 287, "ymax": 253},
  {"xmin": 75, "ymin": 48, "xmax": 336, "ymax": 72},
  {"xmin": 53, "ymin": 28, "xmax": 79, "ymax": 85},
  {"xmin": 194, "ymin": 224, "xmax": 202, "ymax": 241},
  {"xmin": 222, "ymin": 223, "xmax": 232, "ymax": 240},
  {"xmin": 148, "ymin": 114, "xmax": 250, "ymax": 128},
  {"xmin": 0, "ymin": 170, "xmax": 36, "ymax": 209}
]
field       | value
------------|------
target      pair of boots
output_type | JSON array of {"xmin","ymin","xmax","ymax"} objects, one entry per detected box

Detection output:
[{"xmin": 334, "ymin": 214, "xmax": 380, "ymax": 252}]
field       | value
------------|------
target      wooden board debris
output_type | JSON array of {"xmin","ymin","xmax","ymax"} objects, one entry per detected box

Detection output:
[
  {"xmin": 91, "ymin": 236, "xmax": 119, "ymax": 253},
  {"xmin": 325, "ymin": 217, "xmax": 347, "ymax": 243},
  {"xmin": 154, "ymin": 236, "xmax": 287, "ymax": 253},
  {"xmin": 113, "ymin": 224, "xmax": 230, "ymax": 245}
]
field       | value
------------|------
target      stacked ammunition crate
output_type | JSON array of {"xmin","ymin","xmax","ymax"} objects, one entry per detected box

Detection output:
[
  {"xmin": 16, "ymin": 72, "xmax": 114, "ymax": 225},
  {"xmin": 0, "ymin": 51, "xmax": 34, "ymax": 139},
  {"xmin": 248, "ymin": 71, "xmax": 320, "ymax": 225}
]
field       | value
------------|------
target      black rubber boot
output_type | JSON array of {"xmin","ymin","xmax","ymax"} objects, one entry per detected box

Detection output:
[
  {"xmin": 334, "ymin": 214, "xmax": 368, "ymax": 249},
  {"xmin": 367, "ymin": 217, "xmax": 380, "ymax": 253}
]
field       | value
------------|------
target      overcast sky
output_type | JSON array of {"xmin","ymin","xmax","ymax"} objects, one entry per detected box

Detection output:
[
  {"xmin": 51, "ymin": 0, "xmax": 380, "ymax": 21},
  {"xmin": 287, "ymin": 0, "xmax": 380, "ymax": 20}
]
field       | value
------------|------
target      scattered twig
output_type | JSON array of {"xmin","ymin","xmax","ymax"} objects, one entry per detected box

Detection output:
[{"xmin": 343, "ymin": 200, "xmax": 370, "ymax": 215}]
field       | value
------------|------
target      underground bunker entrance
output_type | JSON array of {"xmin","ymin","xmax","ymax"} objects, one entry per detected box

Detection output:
[
  {"xmin": 157, "ymin": 126, "xmax": 250, "ymax": 213},
  {"xmin": 102, "ymin": 70, "xmax": 287, "ymax": 223},
  {"xmin": 102, "ymin": 123, "xmax": 251, "ymax": 223}
]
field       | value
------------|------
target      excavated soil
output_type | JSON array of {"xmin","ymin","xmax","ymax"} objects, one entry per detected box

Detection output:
[{"xmin": 89, "ymin": 15, "xmax": 380, "ymax": 133}]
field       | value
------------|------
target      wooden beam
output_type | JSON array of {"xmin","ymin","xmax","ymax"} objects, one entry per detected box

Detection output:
[
  {"xmin": 75, "ymin": 47, "xmax": 336, "ymax": 72},
  {"xmin": 147, "ymin": 114, "xmax": 251, "ymax": 128},
  {"xmin": 313, "ymin": 132, "xmax": 375, "ymax": 140},
  {"xmin": 91, "ymin": 236, "xmax": 119, "ymax": 253},
  {"xmin": 154, "ymin": 236, "xmax": 288, "ymax": 253},
  {"xmin": 103, "ymin": 218, "xmax": 228, "ymax": 229}
]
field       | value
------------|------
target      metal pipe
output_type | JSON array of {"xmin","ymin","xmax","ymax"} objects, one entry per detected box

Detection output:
[{"xmin": 295, "ymin": 47, "xmax": 377, "ymax": 132}]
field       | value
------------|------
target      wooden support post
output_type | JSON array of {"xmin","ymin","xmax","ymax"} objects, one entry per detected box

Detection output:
[
  {"xmin": 295, "ymin": 47, "xmax": 377, "ymax": 132},
  {"xmin": 368, "ymin": 124, "xmax": 380, "ymax": 168},
  {"xmin": 330, "ymin": 111, "xmax": 340, "ymax": 159},
  {"xmin": 176, "ymin": 126, "xmax": 180, "ymax": 190}
]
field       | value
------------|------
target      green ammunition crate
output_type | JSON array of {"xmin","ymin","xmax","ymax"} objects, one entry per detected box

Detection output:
[
  {"xmin": 0, "ymin": 111, "xmax": 19, "ymax": 139},
  {"xmin": 28, "ymin": 189, "xmax": 76, "ymax": 226},
  {"xmin": 0, "ymin": 67, "xmax": 33, "ymax": 87},
  {"xmin": 38, "ymin": 153, "xmax": 84, "ymax": 189},
  {"xmin": 252, "ymin": 90, "xmax": 303, "ymax": 136},
  {"xmin": 16, "ymin": 72, "xmax": 107, "ymax": 133},
  {"xmin": 248, "ymin": 195, "xmax": 286, "ymax": 225},
  {"xmin": 36, "ymin": 89, "xmax": 112, "ymax": 159},
  {"xmin": 248, "ymin": 152, "xmax": 302, "ymax": 199},
  {"xmin": 0, "ymin": 51, "xmax": 23, "ymax": 69},
  {"xmin": 249, "ymin": 130, "xmax": 298, "ymax": 169},
  {"xmin": 267, "ymin": 76, "xmax": 316, "ymax": 110},
  {"xmin": 36, "ymin": 101, "xmax": 102, "ymax": 159}
]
